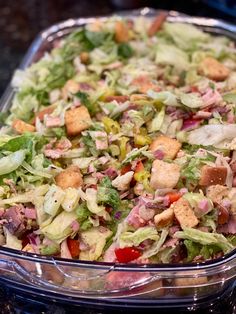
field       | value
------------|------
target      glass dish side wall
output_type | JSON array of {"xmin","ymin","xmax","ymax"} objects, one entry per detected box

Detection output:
[{"xmin": 0, "ymin": 8, "xmax": 235, "ymax": 305}]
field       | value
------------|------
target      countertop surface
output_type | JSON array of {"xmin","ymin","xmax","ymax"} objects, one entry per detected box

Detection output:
[{"xmin": 0, "ymin": 1, "xmax": 236, "ymax": 313}]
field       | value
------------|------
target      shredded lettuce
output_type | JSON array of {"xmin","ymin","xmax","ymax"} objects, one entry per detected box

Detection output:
[
  {"xmin": 175, "ymin": 227, "xmax": 234, "ymax": 253},
  {"xmin": 119, "ymin": 226, "xmax": 159, "ymax": 248},
  {"xmin": 97, "ymin": 176, "xmax": 121, "ymax": 210},
  {"xmin": 0, "ymin": 150, "xmax": 26, "ymax": 175},
  {"xmin": 41, "ymin": 211, "xmax": 78, "ymax": 243},
  {"xmin": 155, "ymin": 43, "xmax": 190, "ymax": 71},
  {"xmin": 142, "ymin": 229, "xmax": 169, "ymax": 258}
]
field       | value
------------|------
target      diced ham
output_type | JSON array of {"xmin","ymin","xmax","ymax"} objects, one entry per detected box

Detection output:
[
  {"xmin": 94, "ymin": 131, "xmax": 108, "ymax": 150},
  {"xmin": 45, "ymin": 115, "xmax": 62, "ymax": 128},
  {"xmin": 201, "ymin": 88, "xmax": 222, "ymax": 107},
  {"xmin": 24, "ymin": 207, "xmax": 36, "ymax": 220},
  {"xmin": 217, "ymin": 215, "xmax": 236, "ymax": 234},
  {"xmin": 2, "ymin": 205, "xmax": 25, "ymax": 236},
  {"xmin": 55, "ymin": 138, "xmax": 72, "ymax": 150},
  {"xmin": 126, "ymin": 205, "xmax": 146, "ymax": 229},
  {"xmin": 103, "ymin": 243, "xmax": 117, "ymax": 263},
  {"xmin": 163, "ymin": 237, "xmax": 179, "ymax": 248},
  {"xmin": 44, "ymin": 149, "xmax": 64, "ymax": 159},
  {"xmin": 193, "ymin": 111, "xmax": 212, "ymax": 119}
]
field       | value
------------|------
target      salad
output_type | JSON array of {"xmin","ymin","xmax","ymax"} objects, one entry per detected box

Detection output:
[{"xmin": 0, "ymin": 13, "xmax": 236, "ymax": 265}]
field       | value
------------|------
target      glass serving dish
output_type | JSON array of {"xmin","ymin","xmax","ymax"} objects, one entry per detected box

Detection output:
[{"xmin": 0, "ymin": 7, "xmax": 236, "ymax": 310}]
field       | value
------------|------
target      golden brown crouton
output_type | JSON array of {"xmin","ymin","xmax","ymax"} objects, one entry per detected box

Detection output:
[
  {"xmin": 150, "ymin": 160, "xmax": 180, "ymax": 189},
  {"xmin": 80, "ymin": 52, "xmax": 89, "ymax": 64},
  {"xmin": 114, "ymin": 21, "xmax": 129, "ymax": 43},
  {"xmin": 55, "ymin": 165, "xmax": 83, "ymax": 190},
  {"xmin": 12, "ymin": 119, "xmax": 35, "ymax": 134},
  {"xmin": 104, "ymin": 95, "xmax": 129, "ymax": 103},
  {"xmin": 62, "ymin": 80, "xmax": 80, "ymax": 99},
  {"xmin": 154, "ymin": 207, "xmax": 174, "ymax": 229},
  {"xmin": 206, "ymin": 185, "xmax": 228, "ymax": 203},
  {"xmin": 130, "ymin": 94, "xmax": 148, "ymax": 102},
  {"xmin": 147, "ymin": 12, "xmax": 168, "ymax": 37},
  {"xmin": 150, "ymin": 135, "xmax": 181, "ymax": 160},
  {"xmin": 65, "ymin": 106, "xmax": 92, "ymax": 136},
  {"xmin": 198, "ymin": 57, "xmax": 230, "ymax": 81},
  {"xmin": 32, "ymin": 105, "xmax": 56, "ymax": 124},
  {"xmin": 199, "ymin": 166, "xmax": 227, "ymax": 186},
  {"xmin": 131, "ymin": 76, "xmax": 160, "ymax": 94},
  {"xmin": 173, "ymin": 198, "xmax": 199, "ymax": 228}
]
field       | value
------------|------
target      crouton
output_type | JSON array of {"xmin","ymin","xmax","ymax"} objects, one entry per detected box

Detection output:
[
  {"xmin": 198, "ymin": 57, "xmax": 230, "ymax": 81},
  {"xmin": 65, "ymin": 106, "xmax": 92, "ymax": 136},
  {"xmin": 206, "ymin": 185, "xmax": 228, "ymax": 203},
  {"xmin": 114, "ymin": 21, "xmax": 129, "ymax": 43},
  {"xmin": 132, "ymin": 76, "xmax": 160, "ymax": 94},
  {"xmin": 173, "ymin": 198, "xmax": 199, "ymax": 228},
  {"xmin": 80, "ymin": 52, "xmax": 89, "ymax": 64},
  {"xmin": 112, "ymin": 171, "xmax": 134, "ymax": 191},
  {"xmin": 104, "ymin": 95, "xmax": 129, "ymax": 103},
  {"xmin": 150, "ymin": 135, "xmax": 181, "ymax": 160},
  {"xmin": 32, "ymin": 105, "xmax": 56, "ymax": 124},
  {"xmin": 130, "ymin": 94, "xmax": 148, "ymax": 102},
  {"xmin": 55, "ymin": 165, "xmax": 83, "ymax": 190},
  {"xmin": 150, "ymin": 160, "xmax": 180, "ymax": 189},
  {"xmin": 62, "ymin": 79, "xmax": 80, "ymax": 99},
  {"xmin": 199, "ymin": 166, "xmax": 227, "ymax": 186},
  {"xmin": 12, "ymin": 119, "xmax": 35, "ymax": 134},
  {"xmin": 154, "ymin": 207, "xmax": 174, "ymax": 229},
  {"xmin": 148, "ymin": 12, "xmax": 168, "ymax": 37}
]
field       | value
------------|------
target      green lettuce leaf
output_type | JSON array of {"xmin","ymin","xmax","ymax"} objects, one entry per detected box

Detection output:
[
  {"xmin": 155, "ymin": 43, "xmax": 190, "ymax": 71},
  {"xmin": 119, "ymin": 226, "xmax": 159, "ymax": 248},
  {"xmin": 97, "ymin": 176, "xmax": 121, "ymax": 210},
  {"xmin": 175, "ymin": 227, "xmax": 234, "ymax": 253},
  {"xmin": 41, "ymin": 211, "xmax": 78, "ymax": 243}
]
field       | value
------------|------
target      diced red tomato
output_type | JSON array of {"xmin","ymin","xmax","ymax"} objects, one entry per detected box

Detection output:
[
  {"xmin": 67, "ymin": 238, "xmax": 80, "ymax": 258},
  {"xmin": 166, "ymin": 192, "xmax": 181, "ymax": 204},
  {"xmin": 135, "ymin": 160, "xmax": 144, "ymax": 173},
  {"xmin": 115, "ymin": 247, "xmax": 141, "ymax": 263},
  {"xmin": 120, "ymin": 164, "xmax": 132, "ymax": 175}
]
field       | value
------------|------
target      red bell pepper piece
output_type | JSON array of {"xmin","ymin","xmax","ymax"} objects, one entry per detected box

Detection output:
[
  {"xmin": 166, "ymin": 192, "xmax": 181, "ymax": 204},
  {"xmin": 115, "ymin": 247, "xmax": 141, "ymax": 263},
  {"xmin": 67, "ymin": 238, "xmax": 80, "ymax": 258}
]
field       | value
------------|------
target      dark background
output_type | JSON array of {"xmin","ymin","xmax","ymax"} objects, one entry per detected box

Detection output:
[
  {"xmin": 0, "ymin": 0, "xmax": 236, "ymax": 313},
  {"xmin": 0, "ymin": 0, "xmax": 236, "ymax": 97}
]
